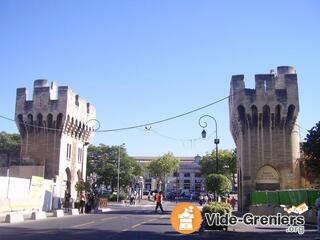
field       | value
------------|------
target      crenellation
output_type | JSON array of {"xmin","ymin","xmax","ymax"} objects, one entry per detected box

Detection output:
[{"xmin": 229, "ymin": 66, "xmax": 301, "ymax": 211}]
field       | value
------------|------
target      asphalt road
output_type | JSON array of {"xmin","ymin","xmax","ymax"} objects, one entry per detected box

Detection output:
[{"xmin": 0, "ymin": 203, "xmax": 319, "ymax": 240}]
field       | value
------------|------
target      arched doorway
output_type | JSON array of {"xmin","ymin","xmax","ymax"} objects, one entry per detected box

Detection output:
[
  {"xmin": 77, "ymin": 170, "xmax": 82, "ymax": 182},
  {"xmin": 65, "ymin": 167, "xmax": 71, "ymax": 193},
  {"xmin": 255, "ymin": 165, "xmax": 280, "ymax": 190}
]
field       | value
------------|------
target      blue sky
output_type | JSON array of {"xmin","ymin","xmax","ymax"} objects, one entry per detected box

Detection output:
[{"xmin": 0, "ymin": 0, "xmax": 319, "ymax": 157}]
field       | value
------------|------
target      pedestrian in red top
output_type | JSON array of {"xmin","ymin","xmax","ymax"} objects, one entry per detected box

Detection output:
[
  {"xmin": 80, "ymin": 191, "xmax": 86, "ymax": 214},
  {"xmin": 155, "ymin": 191, "xmax": 164, "ymax": 213},
  {"xmin": 230, "ymin": 196, "xmax": 237, "ymax": 210}
]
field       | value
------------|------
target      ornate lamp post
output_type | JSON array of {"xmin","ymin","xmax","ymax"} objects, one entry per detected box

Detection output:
[
  {"xmin": 198, "ymin": 115, "xmax": 220, "ymax": 174},
  {"xmin": 138, "ymin": 176, "xmax": 144, "ymax": 202}
]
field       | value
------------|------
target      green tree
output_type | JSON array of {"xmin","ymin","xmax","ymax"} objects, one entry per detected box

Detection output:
[
  {"xmin": 87, "ymin": 144, "xmax": 144, "ymax": 192},
  {"xmin": 302, "ymin": 121, "xmax": 320, "ymax": 176},
  {"xmin": 200, "ymin": 149, "xmax": 237, "ymax": 178},
  {"xmin": 0, "ymin": 132, "xmax": 21, "ymax": 167},
  {"xmin": 205, "ymin": 173, "xmax": 232, "ymax": 195},
  {"xmin": 147, "ymin": 152, "xmax": 179, "ymax": 191},
  {"xmin": 75, "ymin": 180, "xmax": 91, "ymax": 193}
]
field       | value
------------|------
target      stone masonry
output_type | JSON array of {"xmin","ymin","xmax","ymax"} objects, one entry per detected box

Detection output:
[
  {"xmin": 229, "ymin": 66, "xmax": 301, "ymax": 211},
  {"xmin": 15, "ymin": 79, "xmax": 96, "ymax": 200}
]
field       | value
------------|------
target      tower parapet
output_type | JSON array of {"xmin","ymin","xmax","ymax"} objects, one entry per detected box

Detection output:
[
  {"xmin": 229, "ymin": 66, "xmax": 300, "ymax": 211},
  {"xmin": 16, "ymin": 80, "xmax": 96, "ymax": 141}
]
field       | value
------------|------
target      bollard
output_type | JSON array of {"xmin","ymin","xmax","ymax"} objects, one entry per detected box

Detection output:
[
  {"xmin": 5, "ymin": 213, "xmax": 24, "ymax": 223},
  {"xmin": 53, "ymin": 209, "xmax": 64, "ymax": 218},
  {"xmin": 69, "ymin": 208, "xmax": 79, "ymax": 215},
  {"xmin": 31, "ymin": 211, "xmax": 47, "ymax": 220}
]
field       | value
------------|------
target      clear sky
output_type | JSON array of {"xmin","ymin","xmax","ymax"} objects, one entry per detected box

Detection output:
[{"xmin": 0, "ymin": 0, "xmax": 319, "ymax": 157}]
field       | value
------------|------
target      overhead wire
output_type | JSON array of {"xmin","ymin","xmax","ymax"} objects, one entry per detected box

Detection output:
[{"xmin": 0, "ymin": 90, "xmax": 236, "ymax": 133}]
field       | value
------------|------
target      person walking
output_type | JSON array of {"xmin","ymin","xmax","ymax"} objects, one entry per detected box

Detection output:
[
  {"xmin": 199, "ymin": 195, "xmax": 204, "ymax": 206},
  {"xmin": 64, "ymin": 190, "xmax": 71, "ymax": 212},
  {"xmin": 230, "ymin": 196, "xmax": 237, "ymax": 210},
  {"xmin": 148, "ymin": 191, "xmax": 151, "ymax": 201},
  {"xmin": 155, "ymin": 191, "xmax": 164, "ymax": 213},
  {"xmin": 79, "ymin": 191, "xmax": 86, "ymax": 214},
  {"xmin": 130, "ymin": 192, "xmax": 135, "ymax": 205},
  {"xmin": 204, "ymin": 195, "xmax": 209, "ymax": 205}
]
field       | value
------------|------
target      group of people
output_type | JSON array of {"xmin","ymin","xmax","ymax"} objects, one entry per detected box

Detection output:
[
  {"xmin": 63, "ymin": 190, "xmax": 98, "ymax": 214},
  {"xmin": 198, "ymin": 194, "xmax": 237, "ymax": 210},
  {"xmin": 198, "ymin": 194, "xmax": 213, "ymax": 206}
]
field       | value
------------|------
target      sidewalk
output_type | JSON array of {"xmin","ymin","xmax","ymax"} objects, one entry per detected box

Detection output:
[
  {"xmin": 0, "ymin": 208, "xmax": 102, "ymax": 224},
  {"xmin": 0, "ymin": 210, "xmax": 57, "ymax": 224}
]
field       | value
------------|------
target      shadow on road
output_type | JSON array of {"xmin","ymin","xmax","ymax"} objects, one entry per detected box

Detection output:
[{"xmin": 0, "ymin": 226, "xmax": 318, "ymax": 240}]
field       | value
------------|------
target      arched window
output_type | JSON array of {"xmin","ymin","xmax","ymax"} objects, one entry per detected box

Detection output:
[
  {"xmin": 17, "ymin": 114, "xmax": 23, "ymax": 124},
  {"xmin": 56, "ymin": 113, "xmax": 63, "ymax": 129},
  {"xmin": 251, "ymin": 105, "xmax": 258, "ymax": 128},
  {"xmin": 286, "ymin": 105, "xmax": 296, "ymax": 126},
  {"xmin": 47, "ymin": 114, "xmax": 53, "ymax": 129},
  {"xmin": 263, "ymin": 105, "xmax": 270, "ymax": 128},
  {"xmin": 65, "ymin": 168, "xmax": 71, "ymax": 193},
  {"xmin": 17, "ymin": 114, "xmax": 25, "ymax": 134},
  {"xmin": 237, "ymin": 105, "xmax": 247, "ymax": 131},
  {"xmin": 37, "ymin": 113, "xmax": 43, "ymax": 127},
  {"xmin": 275, "ymin": 105, "xmax": 281, "ymax": 127},
  {"xmin": 77, "ymin": 170, "xmax": 82, "ymax": 181},
  {"xmin": 27, "ymin": 114, "xmax": 33, "ymax": 125}
]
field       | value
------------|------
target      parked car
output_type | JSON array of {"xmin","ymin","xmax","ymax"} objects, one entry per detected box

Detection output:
[{"xmin": 143, "ymin": 190, "xmax": 150, "ymax": 196}]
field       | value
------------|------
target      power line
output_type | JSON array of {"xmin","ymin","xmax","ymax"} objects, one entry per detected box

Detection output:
[
  {"xmin": 0, "ymin": 115, "xmax": 16, "ymax": 122},
  {"xmin": 0, "ymin": 90, "xmax": 238, "ymax": 133},
  {"xmin": 146, "ymin": 127, "xmax": 215, "ymax": 142},
  {"xmin": 96, "ymin": 94, "xmax": 231, "ymax": 133}
]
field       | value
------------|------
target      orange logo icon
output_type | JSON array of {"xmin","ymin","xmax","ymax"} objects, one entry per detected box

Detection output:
[{"xmin": 170, "ymin": 202, "xmax": 202, "ymax": 234}]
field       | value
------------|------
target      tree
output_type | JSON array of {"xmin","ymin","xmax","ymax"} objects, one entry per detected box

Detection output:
[
  {"xmin": 75, "ymin": 180, "xmax": 91, "ymax": 193},
  {"xmin": 302, "ymin": 121, "xmax": 320, "ymax": 176},
  {"xmin": 0, "ymin": 132, "xmax": 21, "ymax": 167},
  {"xmin": 205, "ymin": 174, "xmax": 232, "ymax": 195},
  {"xmin": 87, "ymin": 144, "xmax": 144, "ymax": 193},
  {"xmin": 147, "ymin": 152, "xmax": 179, "ymax": 191},
  {"xmin": 200, "ymin": 149, "xmax": 237, "ymax": 178}
]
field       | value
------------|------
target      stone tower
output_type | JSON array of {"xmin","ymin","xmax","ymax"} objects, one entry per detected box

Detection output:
[
  {"xmin": 229, "ymin": 66, "xmax": 301, "ymax": 211},
  {"xmin": 15, "ymin": 79, "xmax": 96, "ymax": 199}
]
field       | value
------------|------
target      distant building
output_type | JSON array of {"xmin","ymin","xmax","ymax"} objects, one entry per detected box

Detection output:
[
  {"xmin": 134, "ymin": 155, "xmax": 204, "ymax": 194},
  {"xmin": 15, "ymin": 79, "xmax": 96, "ymax": 201},
  {"xmin": 229, "ymin": 66, "xmax": 302, "ymax": 211}
]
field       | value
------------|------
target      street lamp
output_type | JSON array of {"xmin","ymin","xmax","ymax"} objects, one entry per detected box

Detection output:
[
  {"xmin": 138, "ymin": 176, "xmax": 144, "ymax": 202},
  {"xmin": 117, "ymin": 143, "xmax": 125, "ymax": 202},
  {"xmin": 198, "ymin": 115, "xmax": 220, "ymax": 173}
]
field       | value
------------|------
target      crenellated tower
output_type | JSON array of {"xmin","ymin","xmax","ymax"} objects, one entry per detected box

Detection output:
[
  {"xmin": 229, "ymin": 66, "xmax": 301, "ymax": 211},
  {"xmin": 15, "ymin": 79, "xmax": 96, "ymax": 200}
]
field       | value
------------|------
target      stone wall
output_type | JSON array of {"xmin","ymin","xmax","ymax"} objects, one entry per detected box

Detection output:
[
  {"xmin": 0, "ymin": 165, "xmax": 44, "ymax": 178},
  {"xmin": 229, "ymin": 66, "xmax": 301, "ymax": 211}
]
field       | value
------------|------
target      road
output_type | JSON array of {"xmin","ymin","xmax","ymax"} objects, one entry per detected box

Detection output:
[{"xmin": 0, "ymin": 202, "xmax": 319, "ymax": 240}]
